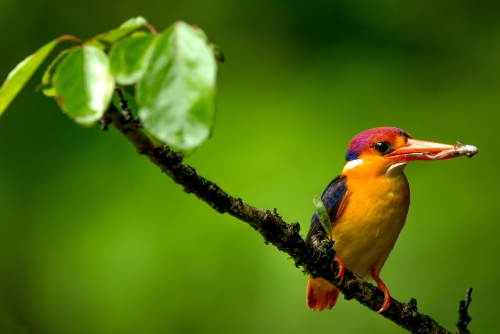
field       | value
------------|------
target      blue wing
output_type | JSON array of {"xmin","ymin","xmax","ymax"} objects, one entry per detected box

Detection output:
[{"xmin": 306, "ymin": 175, "xmax": 347, "ymax": 242}]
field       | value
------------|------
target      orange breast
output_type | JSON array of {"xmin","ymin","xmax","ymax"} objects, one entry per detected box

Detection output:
[{"xmin": 332, "ymin": 169, "xmax": 410, "ymax": 279}]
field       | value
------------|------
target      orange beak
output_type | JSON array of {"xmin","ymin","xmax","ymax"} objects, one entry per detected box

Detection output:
[{"xmin": 386, "ymin": 139, "xmax": 477, "ymax": 161}]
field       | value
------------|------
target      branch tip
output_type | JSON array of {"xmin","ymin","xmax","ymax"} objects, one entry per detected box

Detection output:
[
  {"xmin": 456, "ymin": 288, "xmax": 473, "ymax": 334},
  {"xmin": 115, "ymin": 88, "xmax": 133, "ymax": 121}
]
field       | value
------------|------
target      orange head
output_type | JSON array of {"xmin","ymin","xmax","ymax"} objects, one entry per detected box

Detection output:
[{"xmin": 343, "ymin": 127, "xmax": 476, "ymax": 176}]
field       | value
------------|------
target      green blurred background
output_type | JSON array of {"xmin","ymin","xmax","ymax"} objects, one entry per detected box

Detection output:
[{"xmin": 0, "ymin": 1, "xmax": 498, "ymax": 333}]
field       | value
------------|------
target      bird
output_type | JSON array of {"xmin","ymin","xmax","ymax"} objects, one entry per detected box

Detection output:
[{"xmin": 305, "ymin": 126, "xmax": 476, "ymax": 313}]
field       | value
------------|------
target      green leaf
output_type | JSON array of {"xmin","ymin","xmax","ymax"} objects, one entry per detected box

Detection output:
[
  {"xmin": 313, "ymin": 196, "xmax": 332, "ymax": 238},
  {"xmin": 137, "ymin": 21, "xmax": 217, "ymax": 150},
  {"xmin": 0, "ymin": 38, "xmax": 59, "ymax": 116},
  {"xmin": 212, "ymin": 44, "xmax": 225, "ymax": 63},
  {"xmin": 120, "ymin": 16, "xmax": 149, "ymax": 29},
  {"xmin": 84, "ymin": 39, "xmax": 108, "ymax": 50},
  {"xmin": 52, "ymin": 45, "xmax": 115, "ymax": 125},
  {"xmin": 109, "ymin": 33, "xmax": 156, "ymax": 85},
  {"xmin": 92, "ymin": 16, "xmax": 149, "ymax": 44},
  {"xmin": 40, "ymin": 48, "xmax": 73, "ymax": 97}
]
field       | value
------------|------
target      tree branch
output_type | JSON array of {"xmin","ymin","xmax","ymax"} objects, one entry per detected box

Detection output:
[
  {"xmin": 101, "ymin": 97, "xmax": 463, "ymax": 334},
  {"xmin": 456, "ymin": 288, "xmax": 473, "ymax": 334}
]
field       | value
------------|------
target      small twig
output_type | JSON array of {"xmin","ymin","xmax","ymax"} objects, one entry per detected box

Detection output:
[
  {"xmin": 115, "ymin": 88, "xmax": 133, "ymax": 121},
  {"xmin": 456, "ymin": 288, "xmax": 473, "ymax": 334}
]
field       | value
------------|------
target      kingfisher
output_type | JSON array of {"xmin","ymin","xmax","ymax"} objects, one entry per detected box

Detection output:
[{"xmin": 305, "ymin": 127, "xmax": 477, "ymax": 313}]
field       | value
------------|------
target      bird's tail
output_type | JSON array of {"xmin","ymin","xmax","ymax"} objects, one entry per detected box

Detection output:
[{"xmin": 306, "ymin": 276, "xmax": 339, "ymax": 311}]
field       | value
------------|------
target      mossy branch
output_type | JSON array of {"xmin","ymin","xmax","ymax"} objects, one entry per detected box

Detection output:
[{"xmin": 100, "ymin": 93, "xmax": 472, "ymax": 334}]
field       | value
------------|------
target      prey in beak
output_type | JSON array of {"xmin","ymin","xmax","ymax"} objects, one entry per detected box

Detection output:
[{"xmin": 386, "ymin": 139, "xmax": 478, "ymax": 161}]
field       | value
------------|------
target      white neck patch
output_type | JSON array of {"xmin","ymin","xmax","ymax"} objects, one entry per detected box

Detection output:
[
  {"xmin": 386, "ymin": 162, "xmax": 408, "ymax": 177},
  {"xmin": 342, "ymin": 159, "xmax": 363, "ymax": 172}
]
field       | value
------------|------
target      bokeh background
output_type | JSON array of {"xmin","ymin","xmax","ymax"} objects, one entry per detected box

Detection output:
[{"xmin": 0, "ymin": 1, "xmax": 498, "ymax": 333}]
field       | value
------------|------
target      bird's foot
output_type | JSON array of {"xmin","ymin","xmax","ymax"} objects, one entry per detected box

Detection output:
[{"xmin": 370, "ymin": 268, "xmax": 391, "ymax": 314}]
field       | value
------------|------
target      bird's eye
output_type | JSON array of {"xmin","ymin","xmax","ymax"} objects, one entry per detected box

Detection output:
[{"xmin": 372, "ymin": 142, "xmax": 392, "ymax": 155}]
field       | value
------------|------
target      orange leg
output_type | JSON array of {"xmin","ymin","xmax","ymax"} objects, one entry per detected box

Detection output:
[
  {"xmin": 370, "ymin": 268, "xmax": 390, "ymax": 314},
  {"xmin": 334, "ymin": 256, "xmax": 345, "ymax": 285}
]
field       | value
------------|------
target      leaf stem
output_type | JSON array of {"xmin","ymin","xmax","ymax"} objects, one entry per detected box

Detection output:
[
  {"xmin": 144, "ymin": 23, "xmax": 158, "ymax": 35},
  {"xmin": 57, "ymin": 35, "xmax": 82, "ymax": 45}
]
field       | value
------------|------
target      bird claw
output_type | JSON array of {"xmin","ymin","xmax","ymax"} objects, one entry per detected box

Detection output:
[
  {"xmin": 376, "ymin": 290, "xmax": 391, "ymax": 314},
  {"xmin": 370, "ymin": 268, "xmax": 391, "ymax": 314},
  {"xmin": 334, "ymin": 256, "xmax": 345, "ymax": 285}
]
